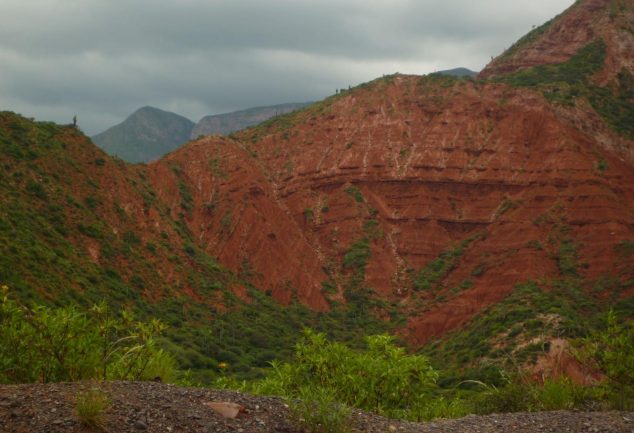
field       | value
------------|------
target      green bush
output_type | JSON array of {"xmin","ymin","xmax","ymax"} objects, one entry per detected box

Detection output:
[
  {"xmin": 0, "ymin": 285, "xmax": 176, "ymax": 383},
  {"xmin": 502, "ymin": 39, "xmax": 606, "ymax": 89},
  {"xmin": 342, "ymin": 239, "xmax": 371, "ymax": 272},
  {"xmin": 615, "ymin": 240, "xmax": 634, "ymax": 258},
  {"xmin": 254, "ymin": 330, "xmax": 438, "ymax": 420},
  {"xmin": 574, "ymin": 311, "xmax": 634, "ymax": 410},
  {"xmin": 557, "ymin": 240, "xmax": 579, "ymax": 277},
  {"xmin": 413, "ymin": 244, "xmax": 465, "ymax": 291}
]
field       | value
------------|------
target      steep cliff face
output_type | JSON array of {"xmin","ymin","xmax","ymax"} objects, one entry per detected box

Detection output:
[{"xmin": 152, "ymin": 7, "xmax": 634, "ymax": 344}]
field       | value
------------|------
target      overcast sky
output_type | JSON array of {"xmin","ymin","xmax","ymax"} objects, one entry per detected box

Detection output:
[{"xmin": 0, "ymin": 0, "xmax": 574, "ymax": 135}]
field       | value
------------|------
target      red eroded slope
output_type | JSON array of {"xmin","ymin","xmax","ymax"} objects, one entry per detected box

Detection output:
[
  {"xmin": 238, "ymin": 75, "xmax": 634, "ymax": 344},
  {"xmin": 148, "ymin": 73, "xmax": 633, "ymax": 344},
  {"xmin": 149, "ymin": 136, "xmax": 328, "ymax": 310},
  {"xmin": 146, "ymin": 0, "xmax": 634, "ymax": 345}
]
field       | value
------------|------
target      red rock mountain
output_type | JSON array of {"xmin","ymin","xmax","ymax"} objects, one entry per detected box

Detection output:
[
  {"xmin": 1, "ymin": 0, "xmax": 631, "ymax": 358},
  {"xmin": 145, "ymin": 0, "xmax": 634, "ymax": 345}
]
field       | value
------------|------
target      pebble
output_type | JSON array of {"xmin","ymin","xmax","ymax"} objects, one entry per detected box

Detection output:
[{"xmin": 133, "ymin": 420, "xmax": 148, "ymax": 430}]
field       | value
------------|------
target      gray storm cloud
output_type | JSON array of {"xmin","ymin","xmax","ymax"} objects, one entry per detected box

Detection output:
[{"xmin": 0, "ymin": 0, "xmax": 574, "ymax": 134}]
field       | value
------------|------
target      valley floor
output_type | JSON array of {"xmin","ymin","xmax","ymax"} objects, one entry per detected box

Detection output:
[{"xmin": 0, "ymin": 381, "xmax": 632, "ymax": 433}]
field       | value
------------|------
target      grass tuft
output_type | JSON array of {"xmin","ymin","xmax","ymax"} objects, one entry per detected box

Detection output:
[{"xmin": 75, "ymin": 388, "xmax": 110, "ymax": 428}]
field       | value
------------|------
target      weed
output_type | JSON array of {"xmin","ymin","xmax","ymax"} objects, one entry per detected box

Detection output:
[
  {"xmin": 74, "ymin": 388, "xmax": 110, "ymax": 428},
  {"xmin": 538, "ymin": 378, "xmax": 585, "ymax": 411},
  {"xmin": 574, "ymin": 311, "xmax": 634, "ymax": 410},
  {"xmin": 289, "ymin": 387, "xmax": 351, "ymax": 433}
]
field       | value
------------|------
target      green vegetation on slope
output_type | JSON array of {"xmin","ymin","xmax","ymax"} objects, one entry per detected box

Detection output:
[
  {"xmin": 0, "ymin": 111, "xmax": 404, "ymax": 386},
  {"xmin": 425, "ymin": 281, "xmax": 593, "ymax": 377},
  {"xmin": 3, "ymin": 281, "xmax": 633, "ymax": 421},
  {"xmin": 241, "ymin": 316, "xmax": 633, "ymax": 430},
  {"xmin": 498, "ymin": 39, "xmax": 634, "ymax": 139},
  {"xmin": 151, "ymin": 285, "xmax": 396, "ymax": 383},
  {"xmin": 500, "ymin": 39, "xmax": 607, "ymax": 89},
  {"xmin": 424, "ymin": 275, "xmax": 634, "ymax": 392}
]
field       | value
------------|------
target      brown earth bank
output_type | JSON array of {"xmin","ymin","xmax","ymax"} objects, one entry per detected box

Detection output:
[{"xmin": 1, "ymin": 382, "xmax": 633, "ymax": 433}]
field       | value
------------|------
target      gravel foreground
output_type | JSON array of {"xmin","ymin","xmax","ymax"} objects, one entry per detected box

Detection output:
[{"xmin": 0, "ymin": 381, "xmax": 632, "ymax": 433}]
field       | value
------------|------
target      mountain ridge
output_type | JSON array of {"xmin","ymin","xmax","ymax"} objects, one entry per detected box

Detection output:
[
  {"xmin": 92, "ymin": 103, "xmax": 312, "ymax": 163},
  {"xmin": 1, "ymin": 0, "xmax": 632, "ymax": 379},
  {"xmin": 92, "ymin": 106, "xmax": 194, "ymax": 163},
  {"xmin": 191, "ymin": 102, "xmax": 312, "ymax": 139}
]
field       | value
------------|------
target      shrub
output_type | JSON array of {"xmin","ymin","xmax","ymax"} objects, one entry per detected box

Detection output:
[
  {"xmin": 25, "ymin": 180, "xmax": 47, "ymax": 200},
  {"xmin": 596, "ymin": 157, "xmax": 608, "ymax": 173},
  {"xmin": 413, "ymin": 247, "xmax": 461, "ymax": 291},
  {"xmin": 255, "ymin": 330, "xmax": 438, "ymax": 420},
  {"xmin": 342, "ymin": 239, "xmax": 371, "ymax": 272},
  {"xmin": 615, "ymin": 240, "xmax": 634, "ymax": 258},
  {"xmin": 574, "ymin": 311, "xmax": 634, "ymax": 410},
  {"xmin": 501, "ymin": 39, "xmax": 606, "ymax": 89},
  {"xmin": 304, "ymin": 208, "xmax": 314, "ymax": 222},
  {"xmin": 0, "ymin": 285, "xmax": 176, "ymax": 383}
]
